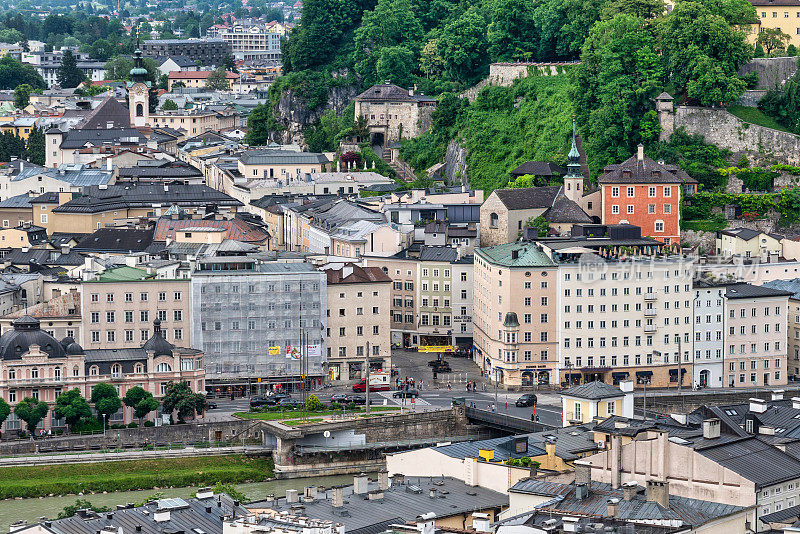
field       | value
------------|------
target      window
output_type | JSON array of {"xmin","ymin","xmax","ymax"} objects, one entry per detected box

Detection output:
[
  {"xmin": 156, "ymin": 362, "xmax": 172, "ymax": 373},
  {"xmin": 627, "ymin": 205, "xmax": 634, "ymax": 214},
  {"xmin": 612, "ymin": 205, "xmax": 619, "ymax": 214},
  {"xmin": 611, "ymin": 186, "xmax": 619, "ymax": 197},
  {"xmin": 655, "ymin": 221, "xmax": 664, "ymax": 232},
  {"xmin": 648, "ymin": 186, "xmax": 656, "ymax": 197},
  {"xmin": 627, "ymin": 186, "xmax": 635, "ymax": 197}
]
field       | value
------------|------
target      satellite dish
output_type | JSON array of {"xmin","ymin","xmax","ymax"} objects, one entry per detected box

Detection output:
[{"xmin": 323, "ymin": 430, "xmax": 331, "ymax": 438}]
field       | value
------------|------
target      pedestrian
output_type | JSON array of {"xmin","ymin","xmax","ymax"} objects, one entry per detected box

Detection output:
[{"xmin": 531, "ymin": 414, "xmax": 535, "ymax": 422}]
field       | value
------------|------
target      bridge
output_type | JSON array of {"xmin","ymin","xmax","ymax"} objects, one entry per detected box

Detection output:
[{"xmin": 464, "ymin": 406, "xmax": 557, "ymax": 433}]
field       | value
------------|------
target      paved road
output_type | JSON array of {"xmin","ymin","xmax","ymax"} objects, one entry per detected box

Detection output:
[{"xmin": 200, "ymin": 347, "xmax": 564, "ymax": 428}]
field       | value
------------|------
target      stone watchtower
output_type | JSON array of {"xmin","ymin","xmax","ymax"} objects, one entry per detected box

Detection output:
[{"xmin": 655, "ymin": 92, "xmax": 674, "ymax": 142}]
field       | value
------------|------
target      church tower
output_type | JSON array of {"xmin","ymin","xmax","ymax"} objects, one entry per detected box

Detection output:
[
  {"xmin": 563, "ymin": 121, "xmax": 583, "ymax": 204},
  {"xmin": 127, "ymin": 33, "xmax": 150, "ymax": 127}
]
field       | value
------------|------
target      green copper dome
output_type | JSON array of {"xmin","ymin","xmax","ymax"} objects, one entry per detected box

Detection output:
[{"xmin": 129, "ymin": 49, "xmax": 148, "ymax": 81}]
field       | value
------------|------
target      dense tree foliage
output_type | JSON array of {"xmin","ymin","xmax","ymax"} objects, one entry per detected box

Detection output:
[
  {"xmin": 162, "ymin": 381, "xmax": 206, "ymax": 422},
  {"xmin": 54, "ymin": 388, "xmax": 93, "ymax": 430},
  {"xmin": 57, "ymin": 49, "xmax": 87, "ymax": 88},
  {"xmin": 0, "ymin": 57, "xmax": 45, "ymax": 90},
  {"xmin": 759, "ymin": 71, "xmax": 800, "ymax": 134},
  {"xmin": 15, "ymin": 397, "xmax": 49, "ymax": 433},
  {"xmin": 123, "ymin": 386, "xmax": 160, "ymax": 426},
  {"xmin": 91, "ymin": 382, "xmax": 121, "ymax": 423}
]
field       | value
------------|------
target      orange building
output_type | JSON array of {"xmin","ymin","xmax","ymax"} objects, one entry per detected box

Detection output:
[{"xmin": 598, "ymin": 145, "xmax": 696, "ymax": 246}]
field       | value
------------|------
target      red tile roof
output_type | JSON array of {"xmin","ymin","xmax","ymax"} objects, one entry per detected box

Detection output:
[
  {"xmin": 154, "ymin": 218, "xmax": 269, "ymax": 243},
  {"xmin": 326, "ymin": 264, "xmax": 392, "ymax": 284}
]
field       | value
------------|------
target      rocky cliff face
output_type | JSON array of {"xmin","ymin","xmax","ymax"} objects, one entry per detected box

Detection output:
[
  {"xmin": 273, "ymin": 82, "xmax": 360, "ymax": 147},
  {"xmin": 445, "ymin": 139, "xmax": 469, "ymax": 186}
]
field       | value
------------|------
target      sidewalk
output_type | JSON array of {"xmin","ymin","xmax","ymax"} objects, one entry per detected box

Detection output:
[{"xmin": 0, "ymin": 445, "xmax": 255, "ymax": 467}]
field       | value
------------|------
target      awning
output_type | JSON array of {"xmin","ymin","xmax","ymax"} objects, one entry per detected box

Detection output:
[
  {"xmin": 669, "ymin": 368, "xmax": 688, "ymax": 374},
  {"xmin": 567, "ymin": 373, "xmax": 582, "ymax": 378},
  {"xmin": 635, "ymin": 370, "xmax": 653, "ymax": 376},
  {"xmin": 612, "ymin": 372, "xmax": 630, "ymax": 378}
]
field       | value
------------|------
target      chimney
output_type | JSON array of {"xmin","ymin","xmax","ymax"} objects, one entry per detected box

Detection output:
[
  {"xmin": 702, "ymin": 418, "xmax": 721, "ymax": 439},
  {"xmin": 429, "ymin": 488, "xmax": 437, "ymax": 499},
  {"xmin": 367, "ymin": 489, "xmax": 384, "ymax": 501},
  {"xmin": 793, "ymin": 397, "xmax": 800, "ymax": 409},
  {"xmin": 286, "ymin": 489, "xmax": 299, "ymax": 503},
  {"xmin": 472, "ymin": 513, "xmax": 490, "ymax": 533},
  {"xmin": 331, "ymin": 486, "xmax": 344, "ymax": 508},
  {"xmin": 773, "ymin": 390, "xmax": 785, "ymax": 401},
  {"xmin": 416, "ymin": 513, "xmax": 435, "ymax": 534},
  {"xmin": 750, "ymin": 398, "xmax": 767, "ymax": 413},
  {"xmin": 378, "ymin": 470, "xmax": 390, "ymax": 491},
  {"xmin": 562, "ymin": 517, "xmax": 579, "ymax": 533},
  {"xmin": 637, "ymin": 144, "xmax": 644, "ymax": 161},
  {"xmin": 622, "ymin": 481, "xmax": 638, "ymax": 501},
  {"xmin": 106, "ymin": 157, "xmax": 112, "ymax": 171},
  {"xmin": 574, "ymin": 483, "xmax": 589, "ymax": 500},
  {"xmin": 646, "ymin": 480, "xmax": 669, "ymax": 509},
  {"xmin": 353, "ymin": 473, "xmax": 369, "ymax": 495},
  {"xmin": 153, "ymin": 509, "xmax": 170, "ymax": 522},
  {"xmin": 304, "ymin": 486, "xmax": 318, "ymax": 500},
  {"xmin": 392, "ymin": 473, "xmax": 405, "ymax": 485},
  {"xmin": 574, "ymin": 463, "xmax": 591, "ymax": 487},
  {"xmin": 606, "ymin": 498, "xmax": 620, "ymax": 518}
]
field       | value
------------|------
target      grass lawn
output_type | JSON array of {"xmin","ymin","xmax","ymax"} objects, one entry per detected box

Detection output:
[
  {"xmin": 234, "ymin": 406, "xmax": 400, "ymax": 421},
  {"xmin": 282, "ymin": 418, "xmax": 324, "ymax": 426},
  {"xmin": 727, "ymin": 105, "xmax": 794, "ymax": 133},
  {"xmin": 0, "ymin": 454, "xmax": 273, "ymax": 499}
]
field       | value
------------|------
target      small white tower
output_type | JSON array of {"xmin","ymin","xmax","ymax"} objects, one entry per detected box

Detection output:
[{"xmin": 563, "ymin": 121, "xmax": 583, "ymax": 204}]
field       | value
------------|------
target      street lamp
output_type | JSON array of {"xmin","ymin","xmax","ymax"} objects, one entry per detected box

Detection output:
[{"xmin": 103, "ymin": 413, "xmax": 108, "ymax": 437}]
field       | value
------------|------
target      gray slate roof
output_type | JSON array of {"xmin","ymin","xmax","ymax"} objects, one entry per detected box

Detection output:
[
  {"xmin": 543, "ymin": 196, "xmax": 593, "ymax": 223},
  {"xmin": 694, "ymin": 436, "xmax": 800, "ymax": 488},
  {"xmin": 723, "ymin": 282, "xmax": 793, "ymax": 300},
  {"xmin": 562, "ymin": 380, "xmax": 624, "ymax": 400},
  {"xmin": 247, "ymin": 476, "xmax": 507, "ymax": 533},
  {"xmin": 509, "ymin": 161, "xmax": 567, "ymax": 177},
  {"xmin": 239, "ymin": 149, "xmax": 329, "ymax": 166},
  {"xmin": 599, "ymin": 154, "xmax": 691, "ymax": 184},
  {"xmin": 764, "ymin": 278, "xmax": 800, "ymax": 300},
  {"xmin": 0, "ymin": 194, "xmax": 33, "ymax": 209},
  {"xmin": 58, "ymin": 128, "xmax": 147, "ymax": 149},
  {"xmin": 418, "ymin": 246, "xmax": 458, "ymax": 262},
  {"xmin": 494, "ymin": 186, "xmax": 563, "ymax": 210},
  {"xmin": 30, "ymin": 494, "xmax": 248, "ymax": 534},
  {"xmin": 509, "ymin": 480, "xmax": 744, "ymax": 527}
]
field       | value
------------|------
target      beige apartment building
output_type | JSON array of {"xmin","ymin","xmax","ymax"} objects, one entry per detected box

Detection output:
[
  {"xmin": 237, "ymin": 150, "xmax": 330, "ymax": 181},
  {"xmin": 559, "ymin": 257, "xmax": 694, "ymax": 389},
  {"xmin": 362, "ymin": 255, "xmax": 419, "ymax": 348},
  {"xmin": 0, "ymin": 291, "xmax": 81, "ymax": 342},
  {"xmin": 473, "ymin": 243, "xmax": 559, "ymax": 388},
  {"xmin": 724, "ymin": 284, "xmax": 790, "ymax": 387},
  {"xmin": 149, "ymin": 110, "xmax": 238, "ymax": 136},
  {"xmin": 324, "ymin": 264, "xmax": 392, "ymax": 383},
  {"xmin": 80, "ymin": 266, "xmax": 191, "ymax": 349}
]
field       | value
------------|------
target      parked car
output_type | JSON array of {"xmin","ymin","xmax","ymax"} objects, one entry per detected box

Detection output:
[
  {"xmin": 393, "ymin": 389, "xmax": 419, "ymax": 399},
  {"xmin": 515, "ymin": 394, "xmax": 537, "ymax": 407},
  {"xmin": 205, "ymin": 402, "xmax": 218, "ymax": 410},
  {"xmin": 329, "ymin": 393, "xmax": 349, "ymax": 403},
  {"xmin": 347, "ymin": 394, "xmax": 367, "ymax": 405},
  {"xmin": 249, "ymin": 396, "xmax": 270, "ymax": 408}
]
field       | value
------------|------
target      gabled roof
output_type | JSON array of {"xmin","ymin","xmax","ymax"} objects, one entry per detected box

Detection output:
[
  {"xmin": 418, "ymin": 245, "xmax": 458, "ymax": 262},
  {"xmin": 53, "ymin": 183, "xmax": 241, "ymax": 213},
  {"xmin": 694, "ymin": 436, "xmax": 800, "ymax": 488},
  {"xmin": 326, "ymin": 264, "xmax": 392, "ymax": 284},
  {"xmin": 562, "ymin": 380, "xmax": 624, "ymax": 400},
  {"xmin": 598, "ymin": 154, "xmax": 690, "ymax": 184},
  {"xmin": 543, "ymin": 195, "xmax": 593, "ymax": 223},
  {"xmin": 719, "ymin": 227, "xmax": 761, "ymax": 241},
  {"xmin": 154, "ymin": 217, "xmax": 269, "ymax": 243},
  {"xmin": 0, "ymin": 193, "xmax": 34, "ymax": 209},
  {"xmin": 493, "ymin": 185, "xmax": 563, "ymax": 210},
  {"xmin": 724, "ymin": 282, "xmax": 793, "ymax": 299},
  {"xmin": 58, "ymin": 128, "xmax": 146, "ymax": 149},
  {"xmin": 74, "ymin": 228, "xmax": 155, "ymax": 254},
  {"xmin": 239, "ymin": 149, "xmax": 329, "ymax": 166},
  {"xmin": 509, "ymin": 161, "xmax": 567, "ymax": 177},
  {"xmin": 764, "ymin": 279, "xmax": 800, "ymax": 300},
  {"xmin": 74, "ymin": 94, "xmax": 130, "ymax": 130},
  {"xmin": 355, "ymin": 82, "xmax": 436, "ymax": 103}
]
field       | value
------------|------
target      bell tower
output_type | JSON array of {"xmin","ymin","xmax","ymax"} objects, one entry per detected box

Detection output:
[
  {"xmin": 127, "ymin": 27, "xmax": 150, "ymax": 127},
  {"xmin": 563, "ymin": 120, "xmax": 583, "ymax": 204}
]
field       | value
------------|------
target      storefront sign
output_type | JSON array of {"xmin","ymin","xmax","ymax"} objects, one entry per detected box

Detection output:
[
  {"xmin": 418, "ymin": 345, "xmax": 455, "ymax": 353},
  {"xmin": 268, "ymin": 346, "xmax": 280, "ymax": 356}
]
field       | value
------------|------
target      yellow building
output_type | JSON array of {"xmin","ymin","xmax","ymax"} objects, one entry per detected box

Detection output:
[
  {"xmin": 751, "ymin": 0, "xmax": 800, "ymax": 48},
  {"xmin": 0, "ymin": 117, "xmax": 38, "ymax": 140},
  {"xmin": 560, "ymin": 380, "xmax": 633, "ymax": 427}
]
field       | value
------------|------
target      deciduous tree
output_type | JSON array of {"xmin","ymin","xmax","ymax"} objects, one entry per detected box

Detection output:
[
  {"xmin": 91, "ymin": 382, "xmax": 121, "ymax": 424},
  {"xmin": 123, "ymin": 386, "xmax": 160, "ymax": 426},
  {"xmin": 15, "ymin": 397, "xmax": 49, "ymax": 433},
  {"xmin": 54, "ymin": 388, "xmax": 92, "ymax": 431}
]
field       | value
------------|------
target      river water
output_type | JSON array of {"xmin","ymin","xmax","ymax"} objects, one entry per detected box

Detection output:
[{"xmin": 0, "ymin": 475, "xmax": 358, "ymax": 532}]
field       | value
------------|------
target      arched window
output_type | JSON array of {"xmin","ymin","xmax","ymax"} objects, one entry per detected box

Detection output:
[
  {"xmin": 136, "ymin": 103, "xmax": 144, "ymax": 117},
  {"xmin": 134, "ymin": 363, "xmax": 144, "ymax": 374},
  {"xmin": 89, "ymin": 366, "xmax": 99, "ymax": 376},
  {"xmin": 54, "ymin": 367, "xmax": 61, "ymax": 381},
  {"xmin": 490, "ymin": 213, "xmax": 499, "ymax": 228},
  {"xmin": 155, "ymin": 362, "xmax": 172, "ymax": 373},
  {"xmin": 111, "ymin": 364, "xmax": 121, "ymax": 378},
  {"xmin": 72, "ymin": 365, "xmax": 79, "ymax": 377}
]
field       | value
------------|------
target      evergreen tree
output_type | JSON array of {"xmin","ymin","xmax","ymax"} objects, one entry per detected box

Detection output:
[
  {"xmin": 27, "ymin": 125, "xmax": 45, "ymax": 166},
  {"xmin": 56, "ymin": 50, "xmax": 86, "ymax": 88}
]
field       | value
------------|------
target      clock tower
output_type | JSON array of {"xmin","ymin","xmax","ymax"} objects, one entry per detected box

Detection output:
[{"xmin": 127, "ymin": 47, "xmax": 150, "ymax": 127}]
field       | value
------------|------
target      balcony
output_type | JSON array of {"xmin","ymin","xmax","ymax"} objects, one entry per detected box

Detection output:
[
  {"xmin": 644, "ymin": 324, "xmax": 657, "ymax": 333},
  {"xmin": 645, "ymin": 293, "xmax": 657, "ymax": 301},
  {"xmin": 644, "ymin": 309, "xmax": 657, "ymax": 317}
]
